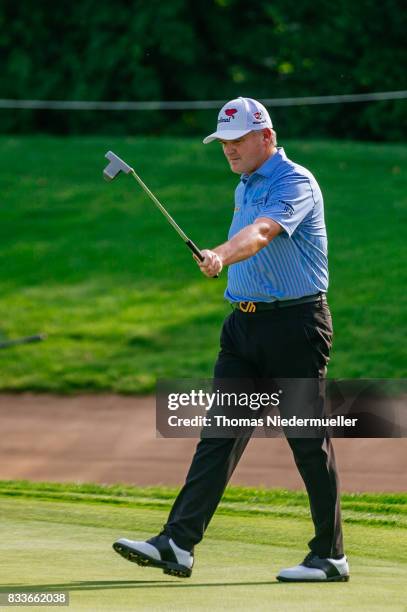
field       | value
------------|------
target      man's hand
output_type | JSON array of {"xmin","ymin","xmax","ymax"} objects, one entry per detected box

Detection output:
[
  {"xmin": 194, "ymin": 249, "xmax": 223, "ymax": 277},
  {"xmin": 193, "ymin": 218, "xmax": 281, "ymax": 277}
]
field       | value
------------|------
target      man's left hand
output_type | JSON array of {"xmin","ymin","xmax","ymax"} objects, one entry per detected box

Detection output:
[{"xmin": 194, "ymin": 249, "xmax": 223, "ymax": 277}]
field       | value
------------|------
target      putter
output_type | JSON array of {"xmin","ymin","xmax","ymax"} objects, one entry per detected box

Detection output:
[
  {"xmin": 103, "ymin": 151, "xmax": 217, "ymax": 272},
  {"xmin": 0, "ymin": 334, "xmax": 47, "ymax": 349}
]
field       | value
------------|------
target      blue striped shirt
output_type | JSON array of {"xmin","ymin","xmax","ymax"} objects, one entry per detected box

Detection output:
[{"xmin": 225, "ymin": 147, "xmax": 328, "ymax": 302}]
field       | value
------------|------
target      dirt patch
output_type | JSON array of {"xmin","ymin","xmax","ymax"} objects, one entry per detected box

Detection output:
[{"xmin": 0, "ymin": 393, "xmax": 405, "ymax": 492}]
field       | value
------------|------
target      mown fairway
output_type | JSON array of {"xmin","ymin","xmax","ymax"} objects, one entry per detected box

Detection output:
[
  {"xmin": 0, "ymin": 481, "xmax": 406, "ymax": 611},
  {"xmin": 0, "ymin": 137, "xmax": 405, "ymax": 391}
]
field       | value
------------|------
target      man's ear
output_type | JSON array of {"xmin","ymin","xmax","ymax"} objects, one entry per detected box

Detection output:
[{"xmin": 261, "ymin": 128, "xmax": 273, "ymax": 145}]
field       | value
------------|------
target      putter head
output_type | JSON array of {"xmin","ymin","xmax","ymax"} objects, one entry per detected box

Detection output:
[{"xmin": 103, "ymin": 151, "xmax": 134, "ymax": 181}]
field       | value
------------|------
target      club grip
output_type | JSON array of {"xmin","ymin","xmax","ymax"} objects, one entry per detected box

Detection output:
[
  {"xmin": 186, "ymin": 239, "xmax": 204, "ymax": 261},
  {"xmin": 185, "ymin": 240, "xmax": 218, "ymax": 278}
]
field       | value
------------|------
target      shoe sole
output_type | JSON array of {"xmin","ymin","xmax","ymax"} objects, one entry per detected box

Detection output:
[
  {"xmin": 277, "ymin": 575, "xmax": 350, "ymax": 583},
  {"xmin": 112, "ymin": 542, "xmax": 192, "ymax": 578}
]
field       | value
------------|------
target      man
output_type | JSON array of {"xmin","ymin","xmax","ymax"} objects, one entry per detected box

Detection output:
[{"xmin": 113, "ymin": 97, "xmax": 349, "ymax": 583}]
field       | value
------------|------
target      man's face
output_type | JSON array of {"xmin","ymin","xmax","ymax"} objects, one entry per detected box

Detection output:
[{"xmin": 219, "ymin": 130, "xmax": 271, "ymax": 175}]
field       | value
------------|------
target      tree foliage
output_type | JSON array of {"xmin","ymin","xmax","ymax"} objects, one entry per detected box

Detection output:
[{"xmin": 0, "ymin": 0, "xmax": 405, "ymax": 140}]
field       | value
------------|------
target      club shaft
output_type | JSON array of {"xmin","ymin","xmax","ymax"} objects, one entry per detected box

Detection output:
[
  {"xmin": 129, "ymin": 169, "xmax": 206, "ymax": 263},
  {"xmin": 0, "ymin": 334, "xmax": 46, "ymax": 349},
  {"xmin": 130, "ymin": 170, "xmax": 190, "ymax": 243},
  {"xmin": 104, "ymin": 151, "xmax": 212, "ymax": 269}
]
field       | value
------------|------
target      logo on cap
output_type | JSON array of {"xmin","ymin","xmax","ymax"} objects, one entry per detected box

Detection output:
[
  {"xmin": 219, "ymin": 107, "xmax": 238, "ymax": 124},
  {"xmin": 253, "ymin": 111, "xmax": 263, "ymax": 120}
]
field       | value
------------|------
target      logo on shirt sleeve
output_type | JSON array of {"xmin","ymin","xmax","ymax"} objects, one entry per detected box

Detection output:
[{"xmin": 279, "ymin": 200, "xmax": 294, "ymax": 216}]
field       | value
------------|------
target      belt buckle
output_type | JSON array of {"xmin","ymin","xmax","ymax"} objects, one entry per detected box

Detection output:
[{"xmin": 239, "ymin": 301, "xmax": 256, "ymax": 313}]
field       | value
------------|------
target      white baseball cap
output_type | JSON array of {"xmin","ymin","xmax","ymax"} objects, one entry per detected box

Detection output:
[{"xmin": 203, "ymin": 97, "xmax": 273, "ymax": 144}]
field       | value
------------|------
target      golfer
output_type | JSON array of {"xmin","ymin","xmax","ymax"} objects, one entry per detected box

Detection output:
[{"xmin": 114, "ymin": 97, "xmax": 349, "ymax": 582}]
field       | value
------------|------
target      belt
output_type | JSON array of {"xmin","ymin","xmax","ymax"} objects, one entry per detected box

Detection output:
[{"xmin": 231, "ymin": 293, "xmax": 326, "ymax": 313}]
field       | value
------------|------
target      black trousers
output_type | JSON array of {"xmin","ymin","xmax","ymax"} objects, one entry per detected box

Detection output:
[{"xmin": 162, "ymin": 299, "xmax": 344, "ymax": 558}]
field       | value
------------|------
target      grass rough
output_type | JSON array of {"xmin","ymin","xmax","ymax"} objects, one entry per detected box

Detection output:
[{"xmin": 0, "ymin": 137, "xmax": 406, "ymax": 392}]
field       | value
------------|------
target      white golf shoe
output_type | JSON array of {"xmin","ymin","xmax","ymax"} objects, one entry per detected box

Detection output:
[
  {"xmin": 277, "ymin": 552, "xmax": 350, "ymax": 582},
  {"xmin": 113, "ymin": 534, "xmax": 193, "ymax": 578}
]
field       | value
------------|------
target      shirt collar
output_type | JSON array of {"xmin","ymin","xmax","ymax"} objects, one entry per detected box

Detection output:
[{"xmin": 241, "ymin": 147, "xmax": 286, "ymax": 183}]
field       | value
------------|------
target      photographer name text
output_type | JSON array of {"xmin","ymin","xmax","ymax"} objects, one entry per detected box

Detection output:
[{"xmin": 167, "ymin": 415, "xmax": 358, "ymax": 428}]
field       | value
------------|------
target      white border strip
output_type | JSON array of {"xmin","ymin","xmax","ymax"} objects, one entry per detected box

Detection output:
[{"xmin": 0, "ymin": 91, "xmax": 406, "ymax": 111}]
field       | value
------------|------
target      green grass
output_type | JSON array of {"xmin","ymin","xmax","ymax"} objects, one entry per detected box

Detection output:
[
  {"xmin": 0, "ymin": 136, "xmax": 405, "ymax": 392},
  {"xmin": 1, "ymin": 480, "xmax": 406, "ymax": 530},
  {"xmin": 0, "ymin": 482, "xmax": 406, "ymax": 611}
]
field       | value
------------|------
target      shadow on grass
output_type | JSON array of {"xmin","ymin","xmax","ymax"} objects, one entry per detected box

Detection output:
[{"xmin": 0, "ymin": 579, "xmax": 279, "ymax": 591}]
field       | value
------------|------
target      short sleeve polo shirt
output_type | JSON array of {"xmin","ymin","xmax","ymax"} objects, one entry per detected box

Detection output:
[{"xmin": 225, "ymin": 147, "xmax": 328, "ymax": 302}]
